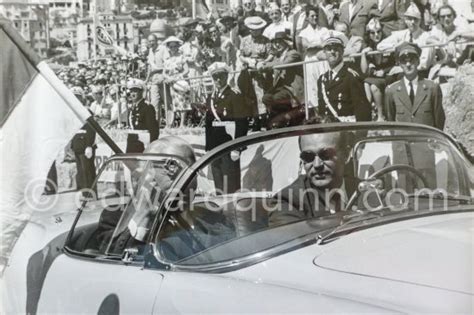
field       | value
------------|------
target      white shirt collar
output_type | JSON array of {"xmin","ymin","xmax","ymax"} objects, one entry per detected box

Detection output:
[
  {"xmin": 332, "ymin": 61, "xmax": 344, "ymax": 77},
  {"xmin": 403, "ymin": 76, "xmax": 418, "ymax": 93}
]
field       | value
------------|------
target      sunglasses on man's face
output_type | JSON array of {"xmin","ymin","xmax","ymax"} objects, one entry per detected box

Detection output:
[
  {"xmin": 300, "ymin": 148, "xmax": 337, "ymax": 163},
  {"xmin": 399, "ymin": 54, "xmax": 418, "ymax": 64}
]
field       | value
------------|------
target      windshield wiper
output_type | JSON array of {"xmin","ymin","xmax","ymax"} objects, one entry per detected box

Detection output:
[{"xmin": 316, "ymin": 210, "xmax": 385, "ymax": 245}]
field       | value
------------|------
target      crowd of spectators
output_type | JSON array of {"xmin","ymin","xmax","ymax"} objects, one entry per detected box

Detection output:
[{"xmin": 58, "ymin": 0, "xmax": 474, "ymax": 130}]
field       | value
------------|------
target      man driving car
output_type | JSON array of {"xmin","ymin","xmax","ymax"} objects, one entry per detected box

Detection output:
[{"xmin": 270, "ymin": 132, "xmax": 354, "ymax": 225}]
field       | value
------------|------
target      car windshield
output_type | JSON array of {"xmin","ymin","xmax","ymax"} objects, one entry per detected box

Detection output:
[
  {"xmin": 66, "ymin": 155, "xmax": 188, "ymax": 257},
  {"xmin": 155, "ymin": 125, "xmax": 473, "ymax": 268}
]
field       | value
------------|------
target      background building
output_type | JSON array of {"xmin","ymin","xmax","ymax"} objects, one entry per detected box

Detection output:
[
  {"xmin": 76, "ymin": 12, "xmax": 135, "ymax": 60},
  {"xmin": 0, "ymin": 1, "xmax": 50, "ymax": 57}
]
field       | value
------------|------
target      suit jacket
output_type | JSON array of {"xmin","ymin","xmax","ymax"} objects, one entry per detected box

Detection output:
[
  {"xmin": 267, "ymin": 49, "xmax": 305, "ymax": 104},
  {"xmin": 128, "ymin": 99, "xmax": 159, "ymax": 142},
  {"xmin": 269, "ymin": 174, "xmax": 356, "ymax": 226},
  {"xmin": 205, "ymin": 85, "xmax": 249, "ymax": 151},
  {"xmin": 377, "ymin": 0, "xmax": 408, "ymax": 36},
  {"xmin": 317, "ymin": 63, "xmax": 371, "ymax": 121},
  {"xmin": 339, "ymin": 0, "xmax": 378, "ymax": 37},
  {"xmin": 384, "ymin": 78, "xmax": 445, "ymax": 130}
]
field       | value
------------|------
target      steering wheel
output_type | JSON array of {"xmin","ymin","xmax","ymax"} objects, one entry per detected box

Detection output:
[
  {"xmin": 345, "ymin": 164, "xmax": 429, "ymax": 211},
  {"xmin": 368, "ymin": 164, "xmax": 429, "ymax": 187}
]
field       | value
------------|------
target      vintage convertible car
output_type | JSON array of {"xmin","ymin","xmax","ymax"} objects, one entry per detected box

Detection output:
[{"xmin": 2, "ymin": 123, "xmax": 473, "ymax": 314}]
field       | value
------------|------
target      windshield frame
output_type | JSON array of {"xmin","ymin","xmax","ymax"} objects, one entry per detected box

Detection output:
[
  {"xmin": 63, "ymin": 153, "xmax": 191, "ymax": 260},
  {"xmin": 147, "ymin": 122, "xmax": 473, "ymax": 273}
]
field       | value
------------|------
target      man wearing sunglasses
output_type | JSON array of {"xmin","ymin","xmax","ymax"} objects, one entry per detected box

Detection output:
[
  {"xmin": 270, "ymin": 132, "xmax": 352, "ymax": 226},
  {"xmin": 384, "ymin": 42, "xmax": 445, "ymax": 130}
]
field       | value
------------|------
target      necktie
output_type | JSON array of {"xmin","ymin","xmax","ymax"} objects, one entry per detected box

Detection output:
[
  {"xmin": 409, "ymin": 32, "xmax": 413, "ymax": 43},
  {"xmin": 409, "ymin": 81, "xmax": 415, "ymax": 105}
]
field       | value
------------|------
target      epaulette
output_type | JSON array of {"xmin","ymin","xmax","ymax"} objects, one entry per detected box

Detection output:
[{"xmin": 347, "ymin": 67, "xmax": 360, "ymax": 77}]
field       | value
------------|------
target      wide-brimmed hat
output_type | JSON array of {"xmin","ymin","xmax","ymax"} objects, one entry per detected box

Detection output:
[
  {"xmin": 163, "ymin": 36, "xmax": 183, "ymax": 46},
  {"xmin": 244, "ymin": 16, "xmax": 267, "ymax": 30},
  {"xmin": 272, "ymin": 31, "xmax": 292, "ymax": 45}
]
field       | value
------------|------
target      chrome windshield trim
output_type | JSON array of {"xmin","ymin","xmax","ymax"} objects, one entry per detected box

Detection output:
[{"xmin": 154, "ymin": 207, "xmax": 474, "ymax": 274}]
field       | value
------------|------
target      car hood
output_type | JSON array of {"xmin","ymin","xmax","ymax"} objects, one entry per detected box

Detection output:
[
  {"xmin": 313, "ymin": 212, "xmax": 474, "ymax": 294},
  {"xmin": 230, "ymin": 212, "xmax": 474, "ymax": 313}
]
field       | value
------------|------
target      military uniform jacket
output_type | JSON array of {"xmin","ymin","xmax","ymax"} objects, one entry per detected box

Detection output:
[
  {"xmin": 384, "ymin": 78, "xmax": 445, "ymax": 130},
  {"xmin": 128, "ymin": 99, "xmax": 159, "ymax": 142},
  {"xmin": 205, "ymin": 85, "xmax": 249, "ymax": 151},
  {"xmin": 317, "ymin": 64, "xmax": 371, "ymax": 121}
]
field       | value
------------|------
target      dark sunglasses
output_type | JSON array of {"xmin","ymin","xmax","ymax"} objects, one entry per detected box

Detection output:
[
  {"xmin": 369, "ymin": 30, "xmax": 382, "ymax": 35},
  {"xmin": 300, "ymin": 148, "xmax": 337, "ymax": 163},
  {"xmin": 399, "ymin": 54, "xmax": 418, "ymax": 64}
]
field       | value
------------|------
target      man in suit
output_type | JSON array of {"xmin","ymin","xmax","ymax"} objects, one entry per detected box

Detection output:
[
  {"xmin": 338, "ymin": 0, "xmax": 378, "ymax": 37},
  {"xmin": 377, "ymin": 0, "xmax": 409, "ymax": 37},
  {"xmin": 317, "ymin": 31, "xmax": 371, "ymax": 122},
  {"xmin": 384, "ymin": 42, "xmax": 445, "ymax": 129},
  {"xmin": 70, "ymin": 86, "xmax": 97, "ymax": 196},
  {"xmin": 205, "ymin": 62, "xmax": 249, "ymax": 194},
  {"xmin": 262, "ymin": 31, "xmax": 305, "ymax": 129},
  {"xmin": 385, "ymin": 42, "xmax": 444, "ymax": 190},
  {"xmin": 126, "ymin": 78, "xmax": 159, "ymax": 153},
  {"xmin": 270, "ymin": 131, "xmax": 353, "ymax": 226}
]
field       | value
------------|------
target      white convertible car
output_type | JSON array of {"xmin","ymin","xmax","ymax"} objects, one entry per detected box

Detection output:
[{"xmin": 2, "ymin": 123, "xmax": 473, "ymax": 314}]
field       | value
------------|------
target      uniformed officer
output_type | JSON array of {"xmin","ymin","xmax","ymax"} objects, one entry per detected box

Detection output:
[
  {"xmin": 385, "ymin": 42, "xmax": 445, "ymax": 130},
  {"xmin": 126, "ymin": 78, "xmax": 159, "ymax": 153},
  {"xmin": 205, "ymin": 62, "xmax": 249, "ymax": 194},
  {"xmin": 317, "ymin": 31, "xmax": 371, "ymax": 122},
  {"xmin": 385, "ymin": 42, "xmax": 445, "ymax": 190},
  {"xmin": 70, "ymin": 86, "xmax": 97, "ymax": 196}
]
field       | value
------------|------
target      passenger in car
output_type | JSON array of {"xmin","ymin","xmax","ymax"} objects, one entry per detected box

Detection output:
[
  {"xmin": 269, "ymin": 132, "xmax": 355, "ymax": 226},
  {"xmin": 93, "ymin": 136, "xmax": 196, "ymax": 255}
]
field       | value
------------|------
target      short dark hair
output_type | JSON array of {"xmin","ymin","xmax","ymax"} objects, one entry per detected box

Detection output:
[
  {"xmin": 437, "ymin": 4, "xmax": 457, "ymax": 19},
  {"xmin": 305, "ymin": 5, "xmax": 318, "ymax": 18}
]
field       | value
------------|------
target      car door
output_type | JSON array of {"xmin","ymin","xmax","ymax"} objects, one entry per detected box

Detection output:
[{"xmin": 35, "ymin": 155, "xmax": 188, "ymax": 314}]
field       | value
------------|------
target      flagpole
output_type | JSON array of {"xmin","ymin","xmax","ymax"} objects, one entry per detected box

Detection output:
[
  {"xmin": 92, "ymin": 0, "xmax": 98, "ymax": 60},
  {"xmin": 192, "ymin": 0, "xmax": 196, "ymax": 19}
]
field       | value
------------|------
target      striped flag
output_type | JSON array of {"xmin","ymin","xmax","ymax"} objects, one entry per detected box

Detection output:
[{"xmin": 0, "ymin": 18, "xmax": 91, "ymax": 263}]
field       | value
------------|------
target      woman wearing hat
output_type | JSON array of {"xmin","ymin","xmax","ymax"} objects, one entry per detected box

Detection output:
[
  {"xmin": 360, "ymin": 18, "xmax": 396, "ymax": 121},
  {"xmin": 163, "ymin": 36, "xmax": 190, "ymax": 128},
  {"xmin": 238, "ymin": 16, "xmax": 273, "ymax": 129}
]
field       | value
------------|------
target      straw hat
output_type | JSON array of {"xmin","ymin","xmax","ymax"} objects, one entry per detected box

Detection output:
[{"xmin": 244, "ymin": 16, "xmax": 267, "ymax": 30}]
